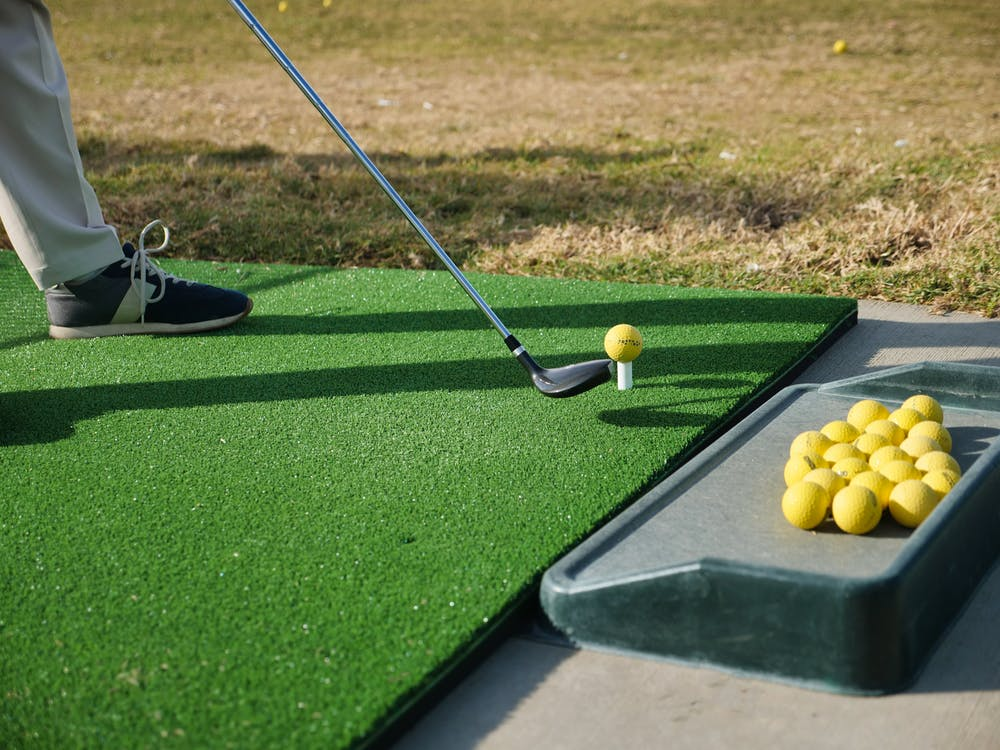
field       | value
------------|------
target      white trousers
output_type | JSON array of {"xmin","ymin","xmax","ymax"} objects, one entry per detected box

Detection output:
[{"xmin": 0, "ymin": 0, "xmax": 124, "ymax": 289}]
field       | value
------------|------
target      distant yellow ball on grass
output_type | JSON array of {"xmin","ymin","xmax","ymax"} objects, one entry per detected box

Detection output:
[
  {"xmin": 851, "ymin": 470, "xmax": 895, "ymax": 509},
  {"xmin": 888, "ymin": 479, "xmax": 941, "ymax": 528},
  {"xmin": 832, "ymin": 485, "xmax": 882, "ymax": 535},
  {"xmin": 832, "ymin": 39, "xmax": 848, "ymax": 55},
  {"xmin": 914, "ymin": 450, "xmax": 961, "ymax": 476},
  {"xmin": 782, "ymin": 482, "xmax": 831, "ymax": 530},
  {"xmin": 821, "ymin": 420, "xmax": 861, "ymax": 444},
  {"xmin": 908, "ymin": 420, "xmax": 952, "ymax": 453},
  {"xmin": 865, "ymin": 418, "xmax": 906, "ymax": 446},
  {"xmin": 879, "ymin": 459, "xmax": 923, "ymax": 485},
  {"xmin": 789, "ymin": 430, "xmax": 834, "ymax": 459},
  {"xmin": 868, "ymin": 445, "xmax": 911, "ymax": 472},
  {"xmin": 922, "ymin": 469, "xmax": 960, "ymax": 498},
  {"xmin": 899, "ymin": 434, "xmax": 943, "ymax": 460},
  {"xmin": 888, "ymin": 406, "xmax": 927, "ymax": 433},
  {"xmin": 902, "ymin": 394, "xmax": 944, "ymax": 424},
  {"xmin": 847, "ymin": 399, "xmax": 890, "ymax": 431}
]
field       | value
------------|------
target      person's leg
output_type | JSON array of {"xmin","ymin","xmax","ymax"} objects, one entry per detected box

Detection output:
[
  {"xmin": 0, "ymin": 0, "xmax": 124, "ymax": 290},
  {"xmin": 1, "ymin": 1, "xmax": 252, "ymax": 338}
]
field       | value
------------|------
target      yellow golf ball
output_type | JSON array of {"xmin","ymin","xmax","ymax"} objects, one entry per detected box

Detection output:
[
  {"xmin": 832, "ymin": 485, "xmax": 882, "ymax": 535},
  {"xmin": 908, "ymin": 420, "xmax": 952, "ymax": 453},
  {"xmin": 879, "ymin": 459, "xmax": 923, "ymax": 485},
  {"xmin": 831, "ymin": 456, "xmax": 871, "ymax": 482},
  {"xmin": 888, "ymin": 406, "xmax": 927, "ymax": 433},
  {"xmin": 865, "ymin": 418, "xmax": 906, "ymax": 446},
  {"xmin": 914, "ymin": 450, "xmax": 961, "ymax": 476},
  {"xmin": 821, "ymin": 420, "xmax": 861, "ymax": 444},
  {"xmin": 789, "ymin": 430, "xmax": 834, "ymax": 459},
  {"xmin": 784, "ymin": 453, "xmax": 824, "ymax": 487},
  {"xmin": 782, "ymin": 481, "xmax": 831, "ymax": 530},
  {"xmin": 846, "ymin": 399, "xmax": 890, "ymax": 431},
  {"xmin": 803, "ymin": 467, "xmax": 846, "ymax": 498},
  {"xmin": 851, "ymin": 470, "xmax": 895, "ymax": 509},
  {"xmin": 902, "ymin": 394, "xmax": 944, "ymax": 424},
  {"xmin": 853, "ymin": 431, "xmax": 891, "ymax": 457},
  {"xmin": 868, "ymin": 445, "xmax": 911, "ymax": 472},
  {"xmin": 922, "ymin": 469, "xmax": 960, "ymax": 498},
  {"xmin": 603, "ymin": 324, "xmax": 643, "ymax": 363},
  {"xmin": 899, "ymin": 434, "xmax": 943, "ymax": 460},
  {"xmin": 889, "ymin": 479, "xmax": 940, "ymax": 528},
  {"xmin": 823, "ymin": 442, "xmax": 866, "ymax": 464},
  {"xmin": 832, "ymin": 39, "xmax": 848, "ymax": 55}
]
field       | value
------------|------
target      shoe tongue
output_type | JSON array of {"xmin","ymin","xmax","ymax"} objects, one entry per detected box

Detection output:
[{"xmin": 121, "ymin": 242, "xmax": 137, "ymax": 257}]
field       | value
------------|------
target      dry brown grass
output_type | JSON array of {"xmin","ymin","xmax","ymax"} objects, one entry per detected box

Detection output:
[{"xmin": 4, "ymin": 1, "xmax": 998, "ymax": 314}]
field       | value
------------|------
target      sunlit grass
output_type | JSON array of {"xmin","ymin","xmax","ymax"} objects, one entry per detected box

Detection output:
[{"xmin": 5, "ymin": 0, "xmax": 998, "ymax": 315}]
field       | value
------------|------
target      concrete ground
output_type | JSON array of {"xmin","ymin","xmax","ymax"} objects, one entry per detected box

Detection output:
[{"xmin": 394, "ymin": 300, "xmax": 1000, "ymax": 750}]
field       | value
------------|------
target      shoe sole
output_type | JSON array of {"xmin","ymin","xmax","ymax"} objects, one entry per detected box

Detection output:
[{"xmin": 49, "ymin": 299, "xmax": 253, "ymax": 339}]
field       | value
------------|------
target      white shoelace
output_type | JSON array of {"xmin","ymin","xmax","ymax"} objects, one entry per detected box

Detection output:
[{"xmin": 128, "ymin": 220, "xmax": 188, "ymax": 322}]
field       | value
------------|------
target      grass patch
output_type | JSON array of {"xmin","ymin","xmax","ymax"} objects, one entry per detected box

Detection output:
[
  {"xmin": 1, "ymin": 1, "xmax": 996, "ymax": 315},
  {"xmin": 0, "ymin": 252, "xmax": 855, "ymax": 748}
]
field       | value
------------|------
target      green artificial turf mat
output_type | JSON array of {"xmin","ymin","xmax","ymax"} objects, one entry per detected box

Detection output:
[{"xmin": 0, "ymin": 250, "xmax": 855, "ymax": 748}]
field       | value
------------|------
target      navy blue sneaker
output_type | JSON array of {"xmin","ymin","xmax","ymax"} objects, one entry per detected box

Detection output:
[{"xmin": 45, "ymin": 221, "xmax": 253, "ymax": 339}]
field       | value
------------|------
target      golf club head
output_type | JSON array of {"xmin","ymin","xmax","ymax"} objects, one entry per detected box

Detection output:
[{"xmin": 520, "ymin": 354, "xmax": 615, "ymax": 398}]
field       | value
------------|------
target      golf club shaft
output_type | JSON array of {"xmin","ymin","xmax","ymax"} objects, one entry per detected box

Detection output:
[{"xmin": 227, "ymin": 0, "xmax": 513, "ymax": 341}]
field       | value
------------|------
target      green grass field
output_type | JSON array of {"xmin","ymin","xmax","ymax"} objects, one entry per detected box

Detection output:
[{"xmin": 0, "ymin": 252, "xmax": 854, "ymax": 747}]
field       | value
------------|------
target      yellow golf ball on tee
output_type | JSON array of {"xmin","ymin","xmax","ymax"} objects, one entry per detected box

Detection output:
[{"xmin": 604, "ymin": 324, "xmax": 643, "ymax": 363}]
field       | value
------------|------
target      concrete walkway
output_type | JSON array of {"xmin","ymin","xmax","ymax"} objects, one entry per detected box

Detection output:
[{"xmin": 395, "ymin": 300, "xmax": 1000, "ymax": 749}]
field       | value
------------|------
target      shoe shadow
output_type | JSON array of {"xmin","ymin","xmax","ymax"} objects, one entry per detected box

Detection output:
[{"xmin": 0, "ymin": 332, "xmax": 48, "ymax": 350}]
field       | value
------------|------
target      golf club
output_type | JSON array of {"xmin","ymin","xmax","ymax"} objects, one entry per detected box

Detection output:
[{"xmin": 227, "ymin": 0, "xmax": 613, "ymax": 397}]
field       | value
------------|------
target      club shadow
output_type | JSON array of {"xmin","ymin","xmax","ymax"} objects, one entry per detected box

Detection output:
[{"xmin": 0, "ymin": 353, "xmax": 555, "ymax": 446}]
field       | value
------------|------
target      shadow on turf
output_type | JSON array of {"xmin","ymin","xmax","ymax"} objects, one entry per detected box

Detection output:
[
  {"xmin": 0, "ymin": 353, "xmax": 567, "ymax": 445},
  {"xmin": 0, "ymin": 331, "xmax": 48, "ymax": 350},
  {"xmin": 228, "ymin": 264, "xmax": 333, "ymax": 297},
  {"xmin": 230, "ymin": 295, "xmax": 855, "ymax": 337},
  {"xmin": 597, "ymin": 392, "xmax": 757, "ymax": 429},
  {"xmin": 0, "ymin": 334, "xmax": 832, "ymax": 446}
]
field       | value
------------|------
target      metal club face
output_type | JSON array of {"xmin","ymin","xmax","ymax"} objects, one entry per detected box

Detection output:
[{"xmin": 524, "ymin": 357, "xmax": 615, "ymax": 398}]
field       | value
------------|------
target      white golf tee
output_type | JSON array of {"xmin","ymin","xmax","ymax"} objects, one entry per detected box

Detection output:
[{"xmin": 617, "ymin": 361, "xmax": 633, "ymax": 390}]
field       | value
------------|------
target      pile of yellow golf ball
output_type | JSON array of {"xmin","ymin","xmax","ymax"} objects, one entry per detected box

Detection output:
[{"xmin": 781, "ymin": 394, "xmax": 961, "ymax": 534}]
